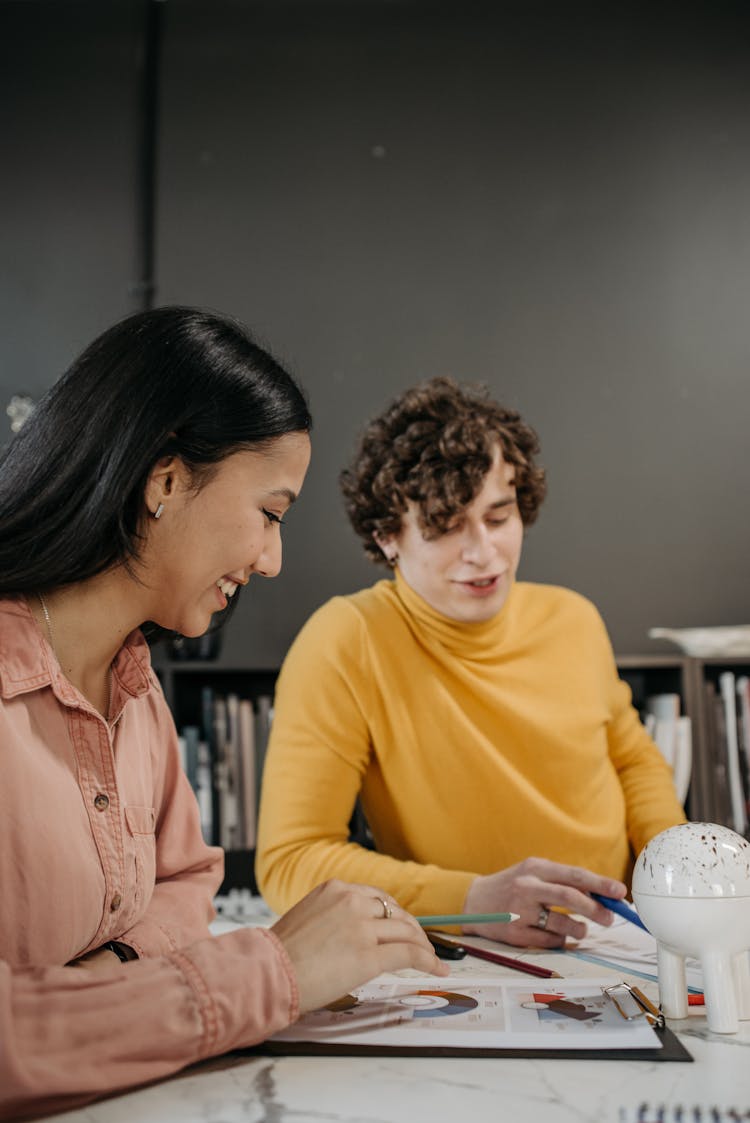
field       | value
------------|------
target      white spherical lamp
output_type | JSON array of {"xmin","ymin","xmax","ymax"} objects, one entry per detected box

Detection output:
[{"xmin": 632, "ymin": 822, "xmax": 750, "ymax": 1034}]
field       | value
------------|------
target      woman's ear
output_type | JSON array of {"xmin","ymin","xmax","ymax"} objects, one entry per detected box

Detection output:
[
  {"xmin": 144, "ymin": 455, "xmax": 184, "ymax": 520},
  {"xmin": 373, "ymin": 531, "xmax": 399, "ymax": 565}
]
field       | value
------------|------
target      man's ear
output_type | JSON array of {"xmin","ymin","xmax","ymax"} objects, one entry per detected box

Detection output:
[
  {"xmin": 373, "ymin": 531, "xmax": 398, "ymax": 565},
  {"xmin": 144, "ymin": 455, "xmax": 188, "ymax": 519}
]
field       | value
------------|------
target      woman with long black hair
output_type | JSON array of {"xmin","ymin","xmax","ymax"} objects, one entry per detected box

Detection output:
[{"xmin": 0, "ymin": 306, "xmax": 444, "ymax": 1119}]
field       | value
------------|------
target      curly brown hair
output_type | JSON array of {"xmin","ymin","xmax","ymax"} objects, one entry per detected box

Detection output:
[{"xmin": 340, "ymin": 376, "xmax": 547, "ymax": 565}]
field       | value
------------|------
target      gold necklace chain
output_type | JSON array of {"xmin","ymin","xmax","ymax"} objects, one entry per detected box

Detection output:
[{"xmin": 38, "ymin": 593, "xmax": 113, "ymax": 723}]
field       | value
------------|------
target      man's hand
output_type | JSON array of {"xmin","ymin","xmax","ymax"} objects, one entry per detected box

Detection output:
[{"xmin": 463, "ymin": 858, "xmax": 627, "ymax": 947}]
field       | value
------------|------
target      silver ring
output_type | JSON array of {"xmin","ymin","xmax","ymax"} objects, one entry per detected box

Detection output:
[
  {"xmin": 536, "ymin": 906, "xmax": 550, "ymax": 931},
  {"xmin": 379, "ymin": 897, "xmax": 392, "ymax": 920}
]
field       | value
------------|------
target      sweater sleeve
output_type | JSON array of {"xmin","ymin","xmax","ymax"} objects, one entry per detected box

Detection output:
[
  {"xmin": 595, "ymin": 618, "xmax": 687, "ymax": 858},
  {"xmin": 0, "ymin": 927, "xmax": 298, "ymax": 1121},
  {"xmin": 607, "ymin": 676, "xmax": 687, "ymax": 857},
  {"xmin": 118, "ymin": 686, "xmax": 225, "ymax": 958},
  {"xmin": 256, "ymin": 600, "xmax": 475, "ymax": 916}
]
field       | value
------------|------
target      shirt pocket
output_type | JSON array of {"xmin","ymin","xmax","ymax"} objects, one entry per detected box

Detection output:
[{"xmin": 124, "ymin": 805, "xmax": 156, "ymax": 915}]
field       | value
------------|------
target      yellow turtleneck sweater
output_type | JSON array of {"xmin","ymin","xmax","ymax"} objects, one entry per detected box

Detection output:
[{"xmin": 256, "ymin": 574, "xmax": 685, "ymax": 916}]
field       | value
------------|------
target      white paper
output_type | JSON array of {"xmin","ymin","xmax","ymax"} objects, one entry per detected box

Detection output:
[
  {"xmin": 565, "ymin": 914, "xmax": 704, "ymax": 990},
  {"xmin": 272, "ymin": 974, "xmax": 662, "ymax": 1050}
]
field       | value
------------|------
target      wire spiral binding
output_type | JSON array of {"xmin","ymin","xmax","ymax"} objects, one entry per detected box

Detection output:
[{"xmin": 619, "ymin": 1108, "xmax": 750, "ymax": 1122}]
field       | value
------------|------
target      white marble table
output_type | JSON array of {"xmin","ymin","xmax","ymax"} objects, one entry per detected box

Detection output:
[{"xmin": 45, "ymin": 897, "xmax": 750, "ymax": 1123}]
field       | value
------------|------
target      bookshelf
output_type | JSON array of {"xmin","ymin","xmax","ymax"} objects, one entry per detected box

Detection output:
[
  {"xmin": 156, "ymin": 662, "xmax": 277, "ymax": 727},
  {"xmin": 155, "ymin": 661, "xmax": 278, "ymax": 894},
  {"xmin": 616, "ymin": 654, "xmax": 750, "ymax": 831},
  {"xmin": 615, "ymin": 654, "xmax": 695, "ymax": 815},
  {"xmin": 153, "ymin": 652, "xmax": 750, "ymax": 896},
  {"xmin": 615, "ymin": 654, "xmax": 694, "ymax": 714},
  {"xmin": 685, "ymin": 656, "xmax": 750, "ymax": 828}
]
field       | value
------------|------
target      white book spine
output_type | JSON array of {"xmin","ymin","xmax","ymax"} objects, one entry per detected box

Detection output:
[
  {"xmin": 672, "ymin": 716, "xmax": 692, "ymax": 805},
  {"xmin": 176, "ymin": 734, "xmax": 187, "ymax": 774},
  {"xmin": 738, "ymin": 675, "xmax": 750, "ymax": 778},
  {"xmin": 223, "ymin": 693, "xmax": 241, "ymax": 850},
  {"xmin": 196, "ymin": 741, "xmax": 213, "ymax": 844},
  {"xmin": 652, "ymin": 717, "xmax": 677, "ymax": 769},
  {"xmin": 239, "ymin": 699, "xmax": 257, "ymax": 849},
  {"xmin": 720, "ymin": 671, "xmax": 747, "ymax": 835}
]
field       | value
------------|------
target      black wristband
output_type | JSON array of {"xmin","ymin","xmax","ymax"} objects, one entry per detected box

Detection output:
[{"xmin": 103, "ymin": 940, "xmax": 135, "ymax": 963}]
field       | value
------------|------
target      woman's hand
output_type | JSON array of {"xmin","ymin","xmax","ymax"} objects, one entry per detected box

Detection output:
[
  {"xmin": 271, "ymin": 879, "xmax": 449, "ymax": 1014},
  {"xmin": 462, "ymin": 858, "xmax": 627, "ymax": 947}
]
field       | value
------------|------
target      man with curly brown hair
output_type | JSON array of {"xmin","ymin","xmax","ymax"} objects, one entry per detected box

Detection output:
[{"xmin": 256, "ymin": 377, "xmax": 685, "ymax": 948}]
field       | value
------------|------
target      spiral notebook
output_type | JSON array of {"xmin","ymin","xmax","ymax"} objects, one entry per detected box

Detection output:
[{"xmin": 619, "ymin": 1109, "xmax": 749, "ymax": 1122}]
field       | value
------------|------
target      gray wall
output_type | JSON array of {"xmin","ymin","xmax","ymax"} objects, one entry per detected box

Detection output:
[
  {"xmin": 0, "ymin": 1, "xmax": 145, "ymax": 394},
  {"xmin": 3, "ymin": 0, "xmax": 750, "ymax": 666}
]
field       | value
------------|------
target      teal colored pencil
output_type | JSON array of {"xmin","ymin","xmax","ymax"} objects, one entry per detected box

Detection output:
[{"xmin": 416, "ymin": 912, "xmax": 519, "ymax": 926}]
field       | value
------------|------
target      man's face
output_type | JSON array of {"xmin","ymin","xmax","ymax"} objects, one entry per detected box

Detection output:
[{"xmin": 383, "ymin": 444, "xmax": 524, "ymax": 623}]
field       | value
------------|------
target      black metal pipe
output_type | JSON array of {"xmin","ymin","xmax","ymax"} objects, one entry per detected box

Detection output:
[{"xmin": 131, "ymin": 0, "xmax": 163, "ymax": 311}]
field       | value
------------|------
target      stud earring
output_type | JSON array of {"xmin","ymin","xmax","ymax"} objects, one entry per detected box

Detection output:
[{"xmin": 153, "ymin": 503, "xmax": 165, "ymax": 520}]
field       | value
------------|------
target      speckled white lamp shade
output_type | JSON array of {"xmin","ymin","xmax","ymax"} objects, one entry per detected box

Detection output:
[{"xmin": 633, "ymin": 822, "xmax": 750, "ymax": 899}]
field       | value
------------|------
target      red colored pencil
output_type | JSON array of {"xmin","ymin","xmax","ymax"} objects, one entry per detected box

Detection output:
[{"xmin": 448, "ymin": 939, "xmax": 562, "ymax": 979}]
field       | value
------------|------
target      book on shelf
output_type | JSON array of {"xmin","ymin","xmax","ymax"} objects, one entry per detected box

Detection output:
[
  {"xmin": 718, "ymin": 671, "xmax": 749, "ymax": 835},
  {"xmin": 238, "ymin": 698, "xmax": 257, "ymax": 849},
  {"xmin": 221, "ymin": 693, "xmax": 242, "ymax": 851},
  {"xmin": 209, "ymin": 690, "xmax": 237, "ymax": 851},
  {"xmin": 703, "ymin": 676, "xmax": 750, "ymax": 833},
  {"xmin": 642, "ymin": 693, "xmax": 692, "ymax": 805},
  {"xmin": 737, "ymin": 675, "xmax": 750, "ymax": 811},
  {"xmin": 254, "ymin": 693, "xmax": 274, "ymax": 811},
  {"xmin": 195, "ymin": 740, "xmax": 213, "ymax": 843},
  {"xmin": 705, "ymin": 680, "xmax": 733, "ymax": 828},
  {"xmin": 177, "ymin": 724, "xmax": 213, "ymax": 843},
  {"xmin": 718, "ymin": 669, "xmax": 745, "ymax": 840},
  {"xmin": 178, "ymin": 725, "xmax": 201, "ymax": 794},
  {"xmin": 179, "ymin": 685, "xmax": 273, "ymax": 850}
]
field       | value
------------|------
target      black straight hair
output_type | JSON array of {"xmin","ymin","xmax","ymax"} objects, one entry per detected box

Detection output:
[{"xmin": 0, "ymin": 306, "xmax": 311, "ymax": 630}]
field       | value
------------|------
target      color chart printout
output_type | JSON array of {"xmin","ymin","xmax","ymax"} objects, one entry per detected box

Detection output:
[{"xmin": 271, "ymin": 976, "xmax": 662, "ymax": 1050}]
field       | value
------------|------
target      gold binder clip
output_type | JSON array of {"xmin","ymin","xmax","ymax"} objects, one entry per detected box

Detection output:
[{"xmin": 602, "ymin": 982, "xmax": 665, "ymax": 1029}]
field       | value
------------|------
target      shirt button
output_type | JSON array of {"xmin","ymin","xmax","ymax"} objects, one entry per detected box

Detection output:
[
  {"xmin": 94, "ymin": 793, "xmax": 110, "ymax": 811},
  {"xmin": 110, "ymin": 893, "xmax": 122, "ymax": 911}
]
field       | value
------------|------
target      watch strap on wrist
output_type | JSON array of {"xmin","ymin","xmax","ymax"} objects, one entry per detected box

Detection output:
[{"xmin": 103, "ymin": 940, "xmax": 135, "ymax": 963}]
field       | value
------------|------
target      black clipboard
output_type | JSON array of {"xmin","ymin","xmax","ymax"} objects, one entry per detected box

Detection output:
[
  {"xmin": 254, "ymin": 977, "xmax": 693, "ymax": 1063},
  {"xmin": 256, "ymin": 1020, "xmax": 691, "ymax": 1062}
]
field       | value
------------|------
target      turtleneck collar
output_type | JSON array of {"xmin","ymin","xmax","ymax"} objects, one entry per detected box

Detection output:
[{"xmin": 392, "ymin": 568, "xmax": 515, "ymax": 660}]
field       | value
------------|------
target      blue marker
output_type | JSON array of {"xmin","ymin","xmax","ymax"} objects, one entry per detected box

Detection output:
[{"xmin": 591, "ymin": 893, "xmax": 650, "ymax": 934}]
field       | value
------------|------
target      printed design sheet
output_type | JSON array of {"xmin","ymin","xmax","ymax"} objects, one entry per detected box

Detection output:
[{"xmin": 272, "ymin": 975, "xmax": 662, "ymax": 1050}]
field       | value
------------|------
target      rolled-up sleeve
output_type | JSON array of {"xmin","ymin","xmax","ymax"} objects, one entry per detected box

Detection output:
[{"xmin": 0, "ymin": 927, "xmax": 298, "ymax": 1121}]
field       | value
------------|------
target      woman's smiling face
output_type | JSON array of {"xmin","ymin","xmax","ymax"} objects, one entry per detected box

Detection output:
[
  {"xmin": 142, "ymin": 431, "xmax": 311, "ymax": 637},
  {"xmin": 380, "ymin": 444, "xmax": 524, "ymax": 623}
]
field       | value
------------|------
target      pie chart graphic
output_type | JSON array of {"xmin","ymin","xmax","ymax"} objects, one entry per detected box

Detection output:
[{"xmin": 397, "ymin": 989, "xmax": 479, "ymax": 1018}]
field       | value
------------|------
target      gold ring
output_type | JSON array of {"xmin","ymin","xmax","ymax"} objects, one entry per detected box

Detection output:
[
  {"xmin": 379, "ymin": 897, "xmax": 392, "ymax": 919},
  {"xmin": 537, "ymin": 906, "xmax": 550, "ymax": 930}
]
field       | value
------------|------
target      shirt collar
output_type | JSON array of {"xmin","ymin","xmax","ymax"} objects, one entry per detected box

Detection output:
[{"xmin": 0, "ymin": 595, "xmax": 153, "ymax": 704}]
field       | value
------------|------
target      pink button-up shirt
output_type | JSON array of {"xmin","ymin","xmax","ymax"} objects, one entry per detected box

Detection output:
[{"xmin": 0, "ymin": 597, "xmax": 297, "ymax": 1120}]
